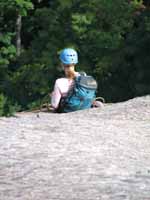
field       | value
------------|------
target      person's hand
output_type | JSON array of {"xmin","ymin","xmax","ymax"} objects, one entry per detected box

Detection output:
[{"xmin": 92, "ymin": 100, "xmax": 104, "ymax": 108}]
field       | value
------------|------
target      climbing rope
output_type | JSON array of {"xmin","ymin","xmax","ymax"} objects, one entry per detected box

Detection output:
[
  {"xmin": 94, "ymin": 96, "xmax": 105, "ymax": 103},
  {"xmin": 39, "ymin": 94, "xmax": 52, "ymax": 111},
  {"xmin": 31, "ymin": 95, "xmax": 106, "ymax": 113}
]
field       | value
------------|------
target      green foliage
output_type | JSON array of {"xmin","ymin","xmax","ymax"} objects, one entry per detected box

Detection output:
[
  {"xmin": 98, "ymin": 7, "xmax": 150, "ymax": 102},
  {"xmin": 0, "ymin": 94, "xmax": 6, "ymax": 116},
  {"xmin": 123, "ymin": 9, "xmax": 150, "ymax": 96},
  {"xmin": 0, "ymin": 0, "xmax": 149, "ymax": 115},
  {"xmin": 0, "ymin": 0, "xmax": 33, "ymax": 16},
  {"xmin": 0, "ymin": 33, "xmax": 16, "ymax": 65},
  {"xmin": 0, "ymin": 94, "xmax": 20, "ymax": 116},
  {"xmin": 131, "ymin": 0, "xmax": 143, "ymax": 8},
  {"xmin": 11, "ymin": 63, "xmax": 52, "ymax": 107}
]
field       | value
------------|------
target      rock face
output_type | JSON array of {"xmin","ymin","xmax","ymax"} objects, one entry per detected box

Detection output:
[{"xmin": 0, "ymin": 96, "xmax": 150, "ymax": 200}]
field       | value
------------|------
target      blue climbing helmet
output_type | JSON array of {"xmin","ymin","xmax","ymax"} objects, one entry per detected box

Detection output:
[{"xmin": 59, "ymin": 48, "xmax": 78, "ymax": 64}]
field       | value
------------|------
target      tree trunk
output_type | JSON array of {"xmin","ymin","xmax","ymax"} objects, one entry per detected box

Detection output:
[{"xmin": 16, "ymin": 14, "xmax": 22, "ymax": 57}]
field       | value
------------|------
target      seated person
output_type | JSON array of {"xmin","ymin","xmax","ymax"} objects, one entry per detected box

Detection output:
[{"xmin": 51, "ymin": 48, "xmax": 103, "ymax": 112}]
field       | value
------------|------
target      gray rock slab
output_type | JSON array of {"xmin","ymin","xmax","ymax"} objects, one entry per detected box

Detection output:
[{"xmin": 0, "ymin": 96, "xmax": 150, "ymax": 200}]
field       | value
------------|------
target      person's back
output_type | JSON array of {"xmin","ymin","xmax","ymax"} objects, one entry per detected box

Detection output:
[
  {"xmin": 51, "ymin": 48, "xmax": 79, "ymax": 110},
  {"xmin": 60, "ymin": 73, "xmax": 98, "ymax": 113},
  {"xmin": 51, "ymin": 48, "xmax": 103, "ymax": 112},
  {"xmin": 51, "ymin": 74, "xmax": 79, "ymax": 109}
]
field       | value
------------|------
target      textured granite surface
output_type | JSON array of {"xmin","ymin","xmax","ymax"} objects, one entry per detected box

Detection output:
[{"xmin": 0, "ymin": 96, "xmax": 150, "ymax": 200}]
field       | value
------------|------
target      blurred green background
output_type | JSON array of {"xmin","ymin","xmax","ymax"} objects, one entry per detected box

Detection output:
[{"xmin": 0, "ymin": 0, "xmax": 150, "ymax": 116}]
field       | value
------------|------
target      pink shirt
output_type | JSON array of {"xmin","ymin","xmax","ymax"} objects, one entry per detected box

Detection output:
[{"xmin": 51, "ymin": 73, "xmax": 79, "ymax": 109}]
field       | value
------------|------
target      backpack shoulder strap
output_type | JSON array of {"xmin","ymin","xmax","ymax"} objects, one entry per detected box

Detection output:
[{"xmin": 78, "ymin": 71, "xmax": 87, "ymax": 76}]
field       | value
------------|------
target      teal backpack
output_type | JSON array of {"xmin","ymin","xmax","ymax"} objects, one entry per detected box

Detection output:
[{"xmin": 58, "ymin": 73, "xmax": 97, "ymax": 113}]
